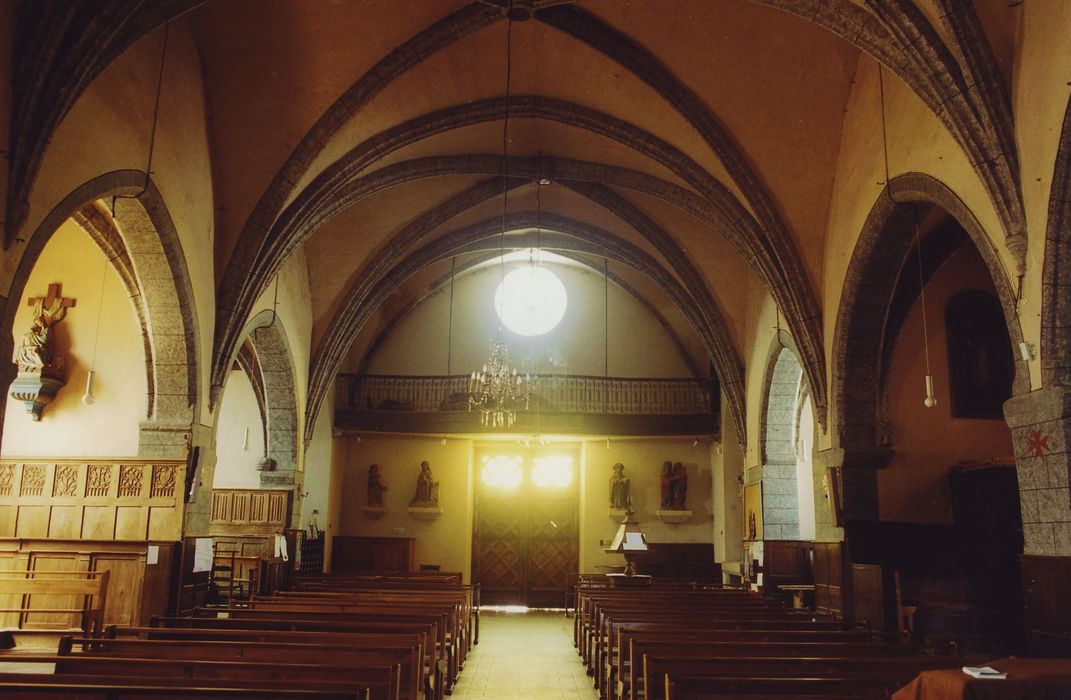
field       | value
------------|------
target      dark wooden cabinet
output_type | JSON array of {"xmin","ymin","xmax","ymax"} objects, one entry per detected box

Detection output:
[{"xmin": 331, "ymin": 536, "xmax": 414, "ymax": 573}]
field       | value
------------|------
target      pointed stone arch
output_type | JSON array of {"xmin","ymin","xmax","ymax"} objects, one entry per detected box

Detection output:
[
  {"xmin": 3, "ymin": 170, "xmax": 201, "ymax": 457},
  {"xmin": 1040, "ymin": 95, "xmax": 1071, "ymax": 387},
  {"xmin": 831, "ymin": 172, "xmax": 1025, "ymax": 516},
  {"xmin": 757, "ymin": 331, "xmax": 805, "ymax": 540},
  {"xmin": 225, "ymin": 310, "xmax": 301, "ymax": 493}
]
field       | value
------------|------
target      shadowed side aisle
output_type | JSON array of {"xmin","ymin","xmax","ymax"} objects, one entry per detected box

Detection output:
[{"xmin": 449, "ymin": 609, "xmax": 598, "ymax": 699}]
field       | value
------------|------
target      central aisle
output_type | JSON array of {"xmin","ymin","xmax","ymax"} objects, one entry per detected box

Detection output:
[{"xmin": 450, "ymin": 610, "xmax": 599, "ymax": 699}]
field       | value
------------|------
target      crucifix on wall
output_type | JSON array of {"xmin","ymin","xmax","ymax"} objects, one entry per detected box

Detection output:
[
  {"xmin": 14, "ymin": 283, "xmax": 76, "ymax": 375},
  {"xmin": 10, "ymin": 283, "xmax": 76, "ymax": 421}
]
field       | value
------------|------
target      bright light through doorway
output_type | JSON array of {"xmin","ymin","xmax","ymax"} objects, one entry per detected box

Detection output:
[
  {"xmin": 494, "ymin": 265, "xmax": 567, "ymax": 336},
  {"xmin": 532, "ymin": 455, "xmax": 574, "ymax": 489},
  {"xmin": 480, "ymin": 454, "xmax": 523, "ymax": 490}
]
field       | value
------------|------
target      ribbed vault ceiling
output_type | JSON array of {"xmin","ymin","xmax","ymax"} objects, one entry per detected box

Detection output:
[{"xmin": 9, "ymin": 0, "xmax": 1023, "ymax": 444}]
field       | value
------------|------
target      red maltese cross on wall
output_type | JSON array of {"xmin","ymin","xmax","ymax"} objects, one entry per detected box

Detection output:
[{"xmin": 1027, "ymin": 428, "xmax": 1050, "ymax": 459}]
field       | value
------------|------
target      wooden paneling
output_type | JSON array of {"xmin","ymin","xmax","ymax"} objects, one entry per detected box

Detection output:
[
  {"xmin": 638, "ymin": 543, "xmax": 720, "ymax": 581},
  {"xmin": 763, "ymin": 540, "xmax": 813, "ymax": 592},
  {"xmin": 332, "ymin": 536, "xmax": 415, "ymax": 574},
  {"xmin": 1021, "ymin": 555, "xmax": 1071, "ymax": 656},
  {"xmin": 210, "ymin": 489, "xmax": 291, "ymax": 537},
  {"xmin": 850, "ymin": 563, "xmax": 892, "ymax": 632},
  {"xmin": 0, "ymin": 539, "xmax": 178, "ymax": 627},
  {"xmin": 813, "ymin": 542, "xmax": 844, "ymax": 620},
  {"xmin": 0, "ymin": 459, "xmax": 187, "ymax": 541}
]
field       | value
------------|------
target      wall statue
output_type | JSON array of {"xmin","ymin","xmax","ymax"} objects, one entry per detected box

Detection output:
[
  {"xmin": 14, "ymin": 284, "xmax": 76, "ymax": 376},
  {"xmin": 367, "ymin": 464, "xmax": 388, "ymax": 507},
  {"xmin": 609, "ymin": 462, "xmax": 631, "ymax": 509},
  {"xmin": 670, "ymin": 462, "xmax": 688, "ymax": 509},
  {"xmin": 660, "ymin": 461, "xmax": 688, "ymax": 510},
  {"xmin": 660, "ymin": 461, "xmax": 673, "ymax": 508},
  {"xmin": 410, "ymin": 460, "xmax": 440, "ymax": 507}
]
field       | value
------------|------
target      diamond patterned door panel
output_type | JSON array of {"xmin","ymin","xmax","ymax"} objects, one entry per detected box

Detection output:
[
  {"xmin": 473, "ymin": 450, "xmax": 579, "ymax": 607},
  {"xmin": 474, "ymin": 485, "xmax": 526, "ymax": 605}
]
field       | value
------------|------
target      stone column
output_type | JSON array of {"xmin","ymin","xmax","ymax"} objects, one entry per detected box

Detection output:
[{"xmin": 1004, "ymin": 387, "xmax": 1071, "ymax": 555}]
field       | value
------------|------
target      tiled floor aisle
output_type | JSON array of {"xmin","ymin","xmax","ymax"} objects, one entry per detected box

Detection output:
[{"xmin": 450, "ymin": 610, "xmax": 599, "ymax": 699}]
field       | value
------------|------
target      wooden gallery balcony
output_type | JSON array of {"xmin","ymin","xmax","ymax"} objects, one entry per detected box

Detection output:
[{"xmin": 334, "ymin": 373, "xmax": 719, "ymax": 436}]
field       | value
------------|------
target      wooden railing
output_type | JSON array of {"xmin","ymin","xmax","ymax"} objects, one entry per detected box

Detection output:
[
  {"xmin": 210, "ymin": 489, "xmax": 290, "ymax": 532},
  {"xmin": 336, "ymin": 373, "xmax": 714, "ymax": 416},
  {"xmin": 0, "ymin": 458, "xmax": 187, "ymax": 541}
]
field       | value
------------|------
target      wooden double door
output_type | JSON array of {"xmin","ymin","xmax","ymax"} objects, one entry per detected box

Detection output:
[{"xmin": 472, "ymin": 448, "xmax": 579, "ymax": 607}]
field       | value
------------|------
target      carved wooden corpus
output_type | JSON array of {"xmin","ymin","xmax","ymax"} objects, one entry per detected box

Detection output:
[{"xmin": 10, "ymin": 283, "xmax": 77, "ymax": 420}]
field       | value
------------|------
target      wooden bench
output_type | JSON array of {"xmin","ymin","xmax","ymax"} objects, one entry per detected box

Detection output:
[
  {"xmin": 0, "ymin": 654, "xmax": 399, "ymax": 699},
  {"xmin": 62, "ymin": 634, "xmax": 424, "ymax": 700},
  {"xmin": 184, "ymin": 608, "xmax": 446, "ymax": 699},
  {"xmin": 618, "ymin": 634, "xmax": 917, "ymax": 700},
  {"xmin": 0, "ymin": 569, "xmax": 110, "ymax": 640},
  {"xmin": 643, "ymin": 655, "xmax": 963, "ymax": 700},
  {"xmin": 0, "ymin": 676, "xmax": 375, "ymax": 698}
]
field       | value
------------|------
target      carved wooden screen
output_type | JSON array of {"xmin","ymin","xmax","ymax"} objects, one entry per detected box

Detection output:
[
  {"xmin": 472, "ymin": 449, "xmax": 579, "ymax": 607},
  {"xmin": 0, "ymin": 459, "xmax": 186, "ymax": 540}
]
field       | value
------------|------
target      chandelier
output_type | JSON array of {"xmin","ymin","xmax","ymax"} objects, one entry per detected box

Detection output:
[{"xmin": 469, "ymin": 340, "xmax": 531, "ymax": 428}]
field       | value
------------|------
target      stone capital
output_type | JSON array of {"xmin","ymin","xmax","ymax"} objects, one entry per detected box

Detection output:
[
  {"xmin": 1004, "ymin": 386, "xmax": 1071, "ymax": 429},
  {"xmin": 816, "ymin": 446, "xmax": 893, "ymax": 471}
]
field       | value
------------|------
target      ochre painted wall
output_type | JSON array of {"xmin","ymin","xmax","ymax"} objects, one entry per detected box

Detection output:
[
  {"xmin": 212, "ymin": 368, "xmax": 265, "ymax": 489},
  {"xmin": 363, "ymin": 261, "xmax": 697, "ymax": 378},
  {"xmin": 880, "ymin": 244, "xmax": 1014, "ymax": 523},
  {"xmin": 331, "ymin": 433, "xmax": 716, "ymax": 580},
  {"xmin": 2, "ymin": 219, "xmax": 146, "ymax": 456},
  {"xmin": 13, "ymin": 19, "xmax": 217, "ymax": 423},
  {"xmin": 337, "ymin": 435, "xmax": 474, "ymax": 579}
]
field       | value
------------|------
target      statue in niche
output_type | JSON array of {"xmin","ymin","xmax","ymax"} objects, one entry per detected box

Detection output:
[
  {"xmin": 367, "ymin": 464, "xmax": 388, "ymax": 507},
  {"xmin": 410, "ymin": 460, "xmax": 439, "ymax": 507},
  {"xmin": 670, "ymin": 462, "xmax": 688, "ymax": 510},
  {"xmin": 609, "ymin": 463, "xmax": 631, "ymax": 509},
  {"xmin": 660, "ymin": 461, "xmax": 673, "ymax": 509},
  {"xmin": 14, "ymin": 284, "xmax": 76, "ymax": 375}
]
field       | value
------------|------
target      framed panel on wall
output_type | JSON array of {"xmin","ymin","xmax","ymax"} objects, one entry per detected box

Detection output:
[{"xmin": 744, "ymin": 482, "xmax": 763, "ymax": 541}]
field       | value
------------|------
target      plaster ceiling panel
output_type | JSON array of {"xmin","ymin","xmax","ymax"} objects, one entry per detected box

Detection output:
[
  {"xmin": 973, "ymin": 0, "xmax": 1020, "ymax": 84},
  {"xmin": 304, "ymin": 174, "xmax": 485, "ymax": 343},
  {"xmin": 582, "ymin": 0, "xmax": 859, "ymax": 286},
  {"xmin": 364, "ymin": 118, "xmax": 696, "ymax": 194},
  {"xmin": 295, "ymin": 15, "xmax": 746, "ymax": 208},
  {"xmin": 614, "ymin": 186, "xmax": 757, "ymax": 348},
  {"xmin": 189, "ymin": 0, "xmax": 472, "ymax": 267},
  {"xmin": 414, "ymin": 180, "xmax": 664, "ymax": 266},
  {"xmin": 343, "ymin": 249, "xmax": 711, "ymax": 378}
]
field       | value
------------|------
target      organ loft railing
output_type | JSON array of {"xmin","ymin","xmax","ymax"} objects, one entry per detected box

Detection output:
[{"xmin": 334, "ymin": 372, "xmax": 719, "ymax": 438}]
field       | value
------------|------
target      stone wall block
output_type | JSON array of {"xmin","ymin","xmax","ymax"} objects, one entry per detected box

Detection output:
[
  {"xmin": 1056, "ymin": 523, "xmax": 1071, "ymax": 556},
  {"xmin": 1019, "ymin": 489, "xmax": 1041, "ymax": 524},
  {"xmin": 1037, "ymin": 487, "xmax": 1071, "ymax": 523},
  {"xmin": 1024, "ymin": 522, "xmax": 1057, "ymax": 556},
  {"xmin": 1016, "ymin": 458, "xmax": 1045, "ymax": 491},
  {"xmin": 762, "ymin": 477, "xmax": 793, "ymax": 495}
]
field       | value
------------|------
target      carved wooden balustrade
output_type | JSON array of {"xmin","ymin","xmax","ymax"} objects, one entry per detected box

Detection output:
[
  {"xmin": 334, "ymin": 373, "xmax": 719, "ymax": 436},
  {"xmin": 210, "ymin": 488, "xmax": 290, "ymax": 537},
  {"xmin": 0, "ymin": 458, "xmax": 187, "ymax": 540}
]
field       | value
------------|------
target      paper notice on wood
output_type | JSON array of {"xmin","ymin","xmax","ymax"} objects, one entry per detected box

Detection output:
[
  {"xmin": 146, "ymin": 545, "xmax": 159, "ymax": 565},
  {"xmin": 275, "ymin": 534, "xmax": 289, "ymax": 561},
  {"xmin": 193, "ymin": 537, "xmax": 213, "ymax": 573}
]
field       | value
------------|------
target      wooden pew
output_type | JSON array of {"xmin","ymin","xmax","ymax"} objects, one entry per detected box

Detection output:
[
  {"xmin": 618, "ymin": 632, "xmax": 912, "ymax": 700},
  {"xmin": 184, "ymin": 609, "xmax": 445, "ymax": 699},
  {"xmin": 645, "ymin": 655, "xmax": 963, "ymax": 700},
  {"xmin": 0, "ymin": 569, "xmax": 110, "ymax": 640},
  {"xmin": 62, "ymin": 635, "xmax": 423, "ymax": 700},
  {"xmin": 0, "ymin": 655, "xmax": 399, "ymax": 699},
  {"xmin": 0, "ymin": 677, "xmax": 373, "ymax": 698},
  {"xmin": 663, "ymin": 674, "xmax": 897, "ymax": 699}
]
